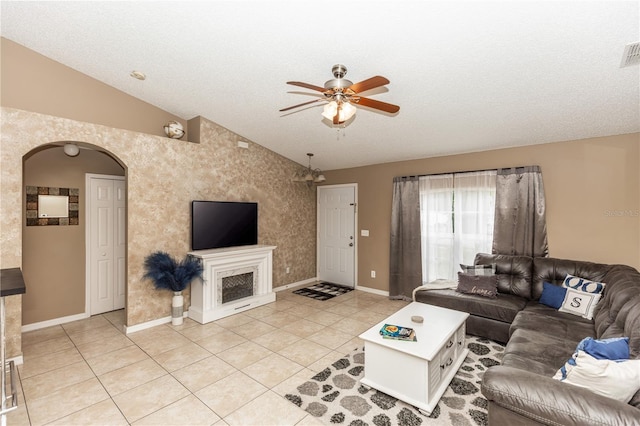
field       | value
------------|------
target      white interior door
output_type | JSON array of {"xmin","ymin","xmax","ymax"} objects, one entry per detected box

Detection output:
[
  {"xmin": 87, "ymin": 174, "xmax": 126, "ymax": 315},
  {"xmin": 317, "ymin": 185, "xmax": 356, "ymax": 287}
]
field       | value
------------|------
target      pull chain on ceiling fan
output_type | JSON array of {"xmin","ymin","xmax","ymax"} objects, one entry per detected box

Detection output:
[{"xmin": 280, "ymin": 64, "xmax": 400, "ymax": 125}]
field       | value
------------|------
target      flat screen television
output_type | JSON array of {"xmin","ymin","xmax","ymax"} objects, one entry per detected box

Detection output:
[{"xmin": 191, "ymin": 201, "xmax": 258, "ymax": 250}]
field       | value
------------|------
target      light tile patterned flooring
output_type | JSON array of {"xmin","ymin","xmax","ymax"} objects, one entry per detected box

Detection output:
[{"xmin": 7, "ymin": 286, "xmax": 409, "ymax": 425}]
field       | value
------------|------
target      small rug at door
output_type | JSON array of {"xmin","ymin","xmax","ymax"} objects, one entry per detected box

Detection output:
[
  {"xmin": 284, "ymin": 335, "xmax": 504, "ymax": 426},
  {"xmin": 293, "ymin": 282, "xmax": 354, "ymax": 301}
]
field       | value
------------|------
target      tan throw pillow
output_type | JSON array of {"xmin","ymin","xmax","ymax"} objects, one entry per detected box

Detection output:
[{"xmin": 457, "ymin": 272, "xmax": 498, "ymax": 298}]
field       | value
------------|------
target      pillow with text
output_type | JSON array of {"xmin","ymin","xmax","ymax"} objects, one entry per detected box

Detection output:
[
  {"xmin": 558, "ymin": 288, "xmax": 602, "ymax": 319},
  {"xmin": 457, "ymin": 272, "xmax": 498, "ymax": 298}
]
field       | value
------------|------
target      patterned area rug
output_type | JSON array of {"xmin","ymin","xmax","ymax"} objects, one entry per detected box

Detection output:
[
  {"xmin": 285, "ymin": 336, "xmax": 504, "ymax": 426},
  {"xmin": 293, "ymin": 282, "xmax": 354, "ymax": 301}
]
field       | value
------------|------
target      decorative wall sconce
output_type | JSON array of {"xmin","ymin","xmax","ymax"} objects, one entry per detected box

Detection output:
[
  {"xmin": 292, "ymin": 153, "xmax": 326, "ymax": 186},
  {"xmin": 163, "ymin": 121, "xmax": 185, "ymax": 139}
]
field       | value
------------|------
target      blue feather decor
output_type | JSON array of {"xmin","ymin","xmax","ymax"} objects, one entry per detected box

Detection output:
[{"xmin": 143, "ymin": 251, "xmax": 203, "ymax": 292}]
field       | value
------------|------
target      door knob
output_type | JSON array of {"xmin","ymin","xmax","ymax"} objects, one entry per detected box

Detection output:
[{"xmin": 349, "ymin": 243, "xmax": 354, "ymax": 247}]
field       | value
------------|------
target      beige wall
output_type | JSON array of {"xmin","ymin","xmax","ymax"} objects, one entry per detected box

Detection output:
[
  {"xmin": 22, "ymin": 147, "xmax": 125, "ymax": 325},
  {"xmin": 1, "ymin": 40, "xmax": 316, "ymax": 358},
  {"xmin": 1, "ymin": 108, "xmax": 317, "ymax": 356},
  {"xmin": 324, "ymin": 134, "xmax": 640, "ymax": 292},
  {"xmin": 1, "ymin": 38, "xmax": 188, "ymax": 139}
]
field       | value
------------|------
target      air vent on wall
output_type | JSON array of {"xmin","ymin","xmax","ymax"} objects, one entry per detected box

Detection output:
[{"xmin": 620, "ymin": 42, "xmax": 640, "ymax": 68}]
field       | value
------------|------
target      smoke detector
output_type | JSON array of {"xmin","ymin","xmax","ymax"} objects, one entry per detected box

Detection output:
[{"xmin": 620, "ymin": 42, "xmax": 640, "ymax": 68}]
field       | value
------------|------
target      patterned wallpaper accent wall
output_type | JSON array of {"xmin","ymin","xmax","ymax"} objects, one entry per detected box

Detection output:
[{"xmin": 1, "ymin": 107, "xmax": 317, "ymax": 356}]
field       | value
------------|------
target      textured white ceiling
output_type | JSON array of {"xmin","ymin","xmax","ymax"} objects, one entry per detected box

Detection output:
[{"xmin": 1, "ymin": 1, "xmax": 638, "ymax": 170}]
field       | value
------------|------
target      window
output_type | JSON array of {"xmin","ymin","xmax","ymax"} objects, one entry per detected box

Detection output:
[{"xmin": 419, "ymin": 171, "xmax": 496, "ymax": 282}]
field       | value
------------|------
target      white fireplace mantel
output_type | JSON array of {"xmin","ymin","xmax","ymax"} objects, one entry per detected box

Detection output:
[{"xmin": 188, "ymin": 245, "xmax": 276, "ymax": 323}]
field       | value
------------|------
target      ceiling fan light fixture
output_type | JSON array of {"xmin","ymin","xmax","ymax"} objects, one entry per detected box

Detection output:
[
  {"xmin": 321, "ymin": 100, "xmax": 357, "ymax": 123},
  {"xmin": 281, "ymin": 64, "xmax": 399, "ymax": 125},
  {"xmin": 340, "ymin": 102, "xmax": 357, "ymax": 121},
  {"xmin": 322, "ymin": 101, "xmax": 338, "ymax": 120}
]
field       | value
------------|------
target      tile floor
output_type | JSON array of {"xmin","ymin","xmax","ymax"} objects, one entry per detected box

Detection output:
[{"xmin": 6, "ymin": 286, "xmax": 409, "ymax": 426}]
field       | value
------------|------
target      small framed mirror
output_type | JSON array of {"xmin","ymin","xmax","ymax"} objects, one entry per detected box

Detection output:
[
  {"xmin": 26, "ymin": 186, "xmax": 79, "ymax": 226},
  {"xmin": 38, "ymin": 195, "xmax": 69, "ymax": 218}
]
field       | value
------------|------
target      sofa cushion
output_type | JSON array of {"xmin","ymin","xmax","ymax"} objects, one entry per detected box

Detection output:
[
  {"xmin": 510, "ymin": 302, "xmax": 595, "ymax": 342},
  {"xmin": 414, "ymin": 288, "xmax": 527, "ymax": 323},
  {"xmin": 482, "ymin": 365, "xmax": 640, "ymax": 426},
  {"xmin": 475, "ymin": 253, "xmax": 533, "ymax": 300},
  {"xmin": 465, "ymin": 315, "xmax": 511, "ymax": 344},
  {"xmin": 531, "ymin": 257, "xmax": 612, "ymax": 301},
  {"xmin": 501, "ymin": 328, "xmax": 579, "ymax": 376},
  {"xmin": 593, "ymin": 265, "xmax": 640, "ymax": 358}
]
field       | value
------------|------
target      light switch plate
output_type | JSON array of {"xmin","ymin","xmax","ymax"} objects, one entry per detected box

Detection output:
[{"xmin": 361, "ymin": 230, "xmax": 369, "ymax": 236}]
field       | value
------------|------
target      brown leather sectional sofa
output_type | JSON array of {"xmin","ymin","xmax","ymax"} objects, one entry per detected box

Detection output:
[{"xmin": 414, "ymin": 253, "xmax": 640, "ymax": 425}]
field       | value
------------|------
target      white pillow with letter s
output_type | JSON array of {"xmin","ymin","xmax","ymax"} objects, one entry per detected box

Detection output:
[
  {"xmin": 562, "ymin": 274, "xmax": 606, "ymax": 294},
  {"xmin": 558, "ymin": 288, "xmax": 602, "ymax": 319}
]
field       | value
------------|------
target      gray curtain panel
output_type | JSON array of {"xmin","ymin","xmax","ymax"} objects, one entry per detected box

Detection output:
[
  {"xmin": 492, "ymin": 166, "xmax": 549, "ymax": 257},
  {"xmin": 389, "ymin": 176, "xmax": 422, "ymax": 300}
]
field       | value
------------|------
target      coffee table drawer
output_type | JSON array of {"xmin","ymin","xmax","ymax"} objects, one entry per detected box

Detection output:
[{"xmin": 429, "ymin": 323, "xmax": 465, "ymax": 396}]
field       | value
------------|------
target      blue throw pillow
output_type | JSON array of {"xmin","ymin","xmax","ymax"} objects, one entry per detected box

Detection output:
[
  {"xmin": 539, "ymin": 281, "xmax": 567, "ymax": 309},
  {"xmin": 577, "ymin": 336, "xmax": 630, "ymax": 360},
  {"xmin": 554, "ymin": 336, "xmax": 631, "ymax": 382}
]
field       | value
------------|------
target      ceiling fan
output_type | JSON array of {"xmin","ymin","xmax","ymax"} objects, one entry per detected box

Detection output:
[{"xmin": 280, "ymin": 64, "xmax": 400, "ymax": 125}]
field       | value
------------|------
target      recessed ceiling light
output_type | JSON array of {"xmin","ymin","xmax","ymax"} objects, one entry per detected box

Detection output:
[{"xmin": 130, "ymin": 70, "xmax": 146, "ymax": 80}]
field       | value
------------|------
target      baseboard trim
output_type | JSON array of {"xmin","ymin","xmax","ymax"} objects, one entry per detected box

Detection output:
[
  {"xmin": 355, "ymin": 286, "xmax": 389, "ymax": 297},
  {"xmin": 22, "ymin": 312, "xmax": 90, "ymax": 333},
  {"xmin": 124, "ymin": 311, "xmax": 189, "ymax": 334},
  {"xmin": 8, "ymin": 355, "xmax": 24, "ymax": 366},
  {"xmin": 274, "ymin": 277, "xmax": 318, "ymax": 292}
]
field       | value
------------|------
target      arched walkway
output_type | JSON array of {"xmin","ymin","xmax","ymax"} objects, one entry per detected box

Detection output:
[{"xmin": 21, "ymin": 141, "xmax": 128, "ymax": 329}]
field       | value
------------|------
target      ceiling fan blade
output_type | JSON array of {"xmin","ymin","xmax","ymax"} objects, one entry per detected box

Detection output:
[
  {"xmin": 279, "ymin": 99, "xmax": 324, "ymax": 112},
  {"xmin": 286, "ymin": 81, "xmax": 329, "ymax": 93},
  {"xmin": 348, "ymin": 76, "xmax": 390, "ymax": 94},
  {"xmin": 354, "ymin": 96, "xmax": 400, "ymax": 113}
]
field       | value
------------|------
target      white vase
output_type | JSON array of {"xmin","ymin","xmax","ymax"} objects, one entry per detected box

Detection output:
[{"xmin": 172, "ymin": 291, "xmax": 184, "ymax": 326}]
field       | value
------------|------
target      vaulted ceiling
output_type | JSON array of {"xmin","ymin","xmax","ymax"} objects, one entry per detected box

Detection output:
[{"xmin": 2, "ymin": 1, "xmax": 638, "ymax": 170}]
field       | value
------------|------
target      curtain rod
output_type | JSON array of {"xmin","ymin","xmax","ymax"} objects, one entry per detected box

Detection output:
[
  {"xmin": 395, "ymin": 165, "xmax": 539, "ymax": 180},
  {"xmin": 395, "ymin": 167, "xmax": 497, "ymax": 179}
]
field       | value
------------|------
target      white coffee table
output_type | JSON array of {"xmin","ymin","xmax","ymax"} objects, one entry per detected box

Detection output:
[{"xmin": 359, "ymin": 302, "xmax": 469, "ymax": 415}]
